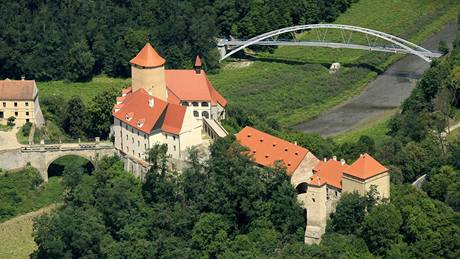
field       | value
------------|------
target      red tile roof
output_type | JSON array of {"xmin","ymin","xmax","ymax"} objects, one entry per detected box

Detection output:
[
  {"xmin": 310, "ymin": 159, "xmax": 350, "ymax": 189},
  {"xmin": 344, "ymin": 153, "xmax": 389, "ymax": 180},
  {"xmin": 161, "ymin": 103, "xmax": 186, "ymax": 135},
  {"xmin": 165, "ymin": 70, "xmax": 227, "ymax": 107},
  {"xmin": 113, "ymin": 88, "xmax": 169, "ymax": 134},
  {"xmin": 0, "ymin": 80, "xmax": 37, "ymax": 100},
  {"xmin": 130, "ymin": 43, "xmax": 166, "ymax": 67},
  {"xmin": 236, "ymin": 126, "xmax": 309, "ymax": 175}
]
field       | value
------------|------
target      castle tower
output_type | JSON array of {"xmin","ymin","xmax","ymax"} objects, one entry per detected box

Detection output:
[
  {"xmin": 342, "ymin": 153, "xmax": 390, "ymax": 200},
  {"xmin": 304, "ymin": 175, "xmax": 328, "ymax": 245},
  {"xmin": 130, "ymin": 43, "xmax": 167, "ymax": 101}
]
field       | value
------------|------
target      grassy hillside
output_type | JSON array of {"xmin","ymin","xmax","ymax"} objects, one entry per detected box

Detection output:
[
  {"xmin": 209, "ymin": 0, "xmax": 459, "ymax": 126},
  {"xmin": 0, "ymin": 167, "xmax": 64, "ymax": 223},
  {"xmin": 37, "ymin": 76, "xmax": 129, "ymax": 105},
  {"xmin": 0, "ymin": 205, "xmax": 55, "ymax": 259}
]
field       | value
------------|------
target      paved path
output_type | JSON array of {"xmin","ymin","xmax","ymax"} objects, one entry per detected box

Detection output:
[
  {"xmin": 294, "ymin": 23, "xmax": 458, "ymax": 136},
  {"xmin": 0, "ymin": 127, "xmax": 23, "ymax": 150}
]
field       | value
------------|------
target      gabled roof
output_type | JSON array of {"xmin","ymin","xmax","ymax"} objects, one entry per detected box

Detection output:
[
  {"xmin": 236, "ymin": 126, "xmax": 309, "ymax": 175},
  {"xmin": 343, "ymin": 153, "xmax": 389, "ymax": 180},
  {"xmin": 130, "ymin": 43, "xmax": 166, "ymax": 67},
  {"xmin": 165, "ymin": 70, "xmax": 227, "ymax": 107},
  {"xmin": 161, "ymin": 103, "xmax": 186, "ymax": 135},
  {"xmin": 113, "ymin": 88, "xmax": 168, "ymax": 134},
  {"xmin": 0, "ymin": 79, "xmax": 37, "ymax": 100},
  {"xmin": 310, "ymin": 159, "xmax": 350, "ymax": 189}
]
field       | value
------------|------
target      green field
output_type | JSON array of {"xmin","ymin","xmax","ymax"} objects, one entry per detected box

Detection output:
[
  {"xmin": 37, "ymin": 76, "xmax": 129, "ymax": 105},
  {"xmin": 0, "ymin": 167, "xmax": 64, "ymax": 223},
  {"xmin": 209, "ymin": 0, "xmax": 459, "ymax": 126},
  {"xmin": 0, "ymin": 205, "xmax": 56, "ymax": 259}
]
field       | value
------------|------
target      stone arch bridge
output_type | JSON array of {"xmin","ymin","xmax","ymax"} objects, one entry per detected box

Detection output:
[{"xmin": 0, "ymin": 143, "xmax": 116, "ymax": 181}]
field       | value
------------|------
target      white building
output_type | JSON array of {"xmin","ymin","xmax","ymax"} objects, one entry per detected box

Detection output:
[{"xmin": 112, "ymin": 43, "xmax": 228, "ymax": 175}]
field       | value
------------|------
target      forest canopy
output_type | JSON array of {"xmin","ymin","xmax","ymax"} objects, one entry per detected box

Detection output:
[{"xmin": 0, "ymin": 0, "xmax": 358, "ymax": 81}]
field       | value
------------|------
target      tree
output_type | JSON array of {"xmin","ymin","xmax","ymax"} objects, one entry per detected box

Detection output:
[
  {"xmin": 142, "ymin": 144, "xmax": 176, "ymax": 204},
  {"xmin": 423, "ymin": 166, "xmax": 457, "ymax": 201},
  {"xmin": 62, "ymin": 96, "xmax": 89, "ymax": 139},
  {"xmin": 192, "ymin": 213, "xmax": 230, "ymax": 257},
  {"xmin": 64, "ymin": 40, "xmax": 95, "ymax": 82},
  {"xmin": 360, "ymin": 204, "xmax": 403, "ymax": 256},
  {"xmin": 328, "ymin": 192, "xmax": 368, "ymax": 235},
  {"xmin": 7, "ymin": 116, "xmax": 15, "ymax": 126},
  {"xmin": 32, "ymin": 206, "xmax": 110, "ymax": 258},
  {"xmin": 439, "ymin": 40, "xmax": 449, "ymax": 55},
  {"xmin": 89, "ymin": 88, "xmax": 119, "ymax": 139}
]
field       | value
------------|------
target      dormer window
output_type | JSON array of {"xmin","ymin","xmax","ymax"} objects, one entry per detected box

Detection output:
[
  {"xmin": 125, "ymin": 112, "xmax": 134, "ymax": 121},
  {"xmin": 181, "ymin": 101, "xmax": 189, "ymax": 106},
  {"xmin": 192, "ymin": 102, "xmax": 199, "ymax": 107},
  {"xmin": 201, "ymin": 102, "xmax": 209, "ymax": 107},
  {"xmin": 137, "ymin": 119, "xmax": 145, "ymax": 128}
]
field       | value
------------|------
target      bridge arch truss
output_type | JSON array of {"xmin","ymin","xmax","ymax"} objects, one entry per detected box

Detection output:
[{"xmin": 218, "ymin": 24, "xmax": 441, "ymax": 62}]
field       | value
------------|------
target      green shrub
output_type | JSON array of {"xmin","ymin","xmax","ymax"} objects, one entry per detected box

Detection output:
[
  {"xmin": 22, "ymin": 121, "xmax": 33, "ymax": 136},
  {"xmin": 7, "ymin": 116, "xmax": 15, "ymax": 126}
]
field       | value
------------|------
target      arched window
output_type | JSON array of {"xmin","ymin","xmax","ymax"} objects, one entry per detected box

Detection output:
[
  {"xmin": 201, "ymin": 102, "xmax": 209, "ymax": 107},
  {"xmin": 181, "ymin": 101, "xmax": 189, "ymax": 106},
  {"xmin": 193, "ymin": 111, "xmax": 199, "ymax": 117},
  {"xmin": 192, "ymin": 102, "xmax": 199, "ymax": 107},
  {"xmin": 202, "ymin": 111, "xmax": 209, "ymax": 119}
]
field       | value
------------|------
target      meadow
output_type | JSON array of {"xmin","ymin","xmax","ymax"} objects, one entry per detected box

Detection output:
[
  {"xmin": 0, "ymin": 205, "xmax": 55, "ymax": 259},
  {"xmin": 209, "ymin": 0, "xmax": 459, "ymax": 126}
]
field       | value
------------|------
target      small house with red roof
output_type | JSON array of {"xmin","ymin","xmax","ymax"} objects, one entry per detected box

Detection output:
[{"xmin": 112, "ymin": 43, "xmax": 228, "ymax": 170}]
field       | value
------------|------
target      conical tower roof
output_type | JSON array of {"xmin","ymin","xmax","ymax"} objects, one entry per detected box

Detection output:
[{"xmin": 130, "ymin": 43, "xmax": 165, "ymax": 67}]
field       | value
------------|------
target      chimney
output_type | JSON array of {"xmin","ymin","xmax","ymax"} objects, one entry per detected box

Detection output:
[
  {"xmin": 333, "ymin": 156, "xmax": 337, "ymax": 161},
  {"xmin": 294, "ymin": 141, "xmax": 298, "ymax": 145},
  {"xmin": 323, "ymin": 157, "xmax": 327, "ymax": 162},
  {"xmin": 194, "ymin": 55, "xmax": 202, "ymax": 74},
  {"xmin": 340, "ymin": 159, "xmax": 346, "ymax": 165},
  {"xmin": 148, "ymin": 98, "xmax": 155, "ymax": 108},
  {"xmin": 21, "ymin": 75, "xmax": 25, "ymax": 80}
]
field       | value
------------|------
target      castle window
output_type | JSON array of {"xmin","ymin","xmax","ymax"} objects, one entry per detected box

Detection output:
[
  {"xmin": 312, "ymin": 198, "xmax": 315, "ymax": 203},
  {"xmin": 26, "ymin": 112, "xmax": 29, "ymax": 116},
  {"xmin": 202, "ymin": 111, "xmax": 209, "ymax": 119},
  {"xmin": 138, "ymin": 140, "xmax": 140, "ymax": 146},
  {"xmin": 181, "ymin": 101, "xmax": 189, "ymax": 106},
  {"xmin": 14, "ymin": 102, "xmax": 17, "ymax": 107},
  {"xmin": 15, "ymin": 112, "xmax": 18, "ymax": 116},
  {"xmin": 2, "ymin": 102, "xmax": 5, "ymax": 107},
  {"xmin": 173, "ymin": 136, "xmax": 176, "ymax": 141},
  {"xmin": 192, "ymin": 102, "xmax": 199, "ymax": 107},
  {"xmin": 174, "ymin": 145, "xmax": 176, "ymax": 151},
  {"xmin": 201, "ymin": 102, "xmax": 208, "ymax": 107},
  {"xmin": 193, "ymin": 111, "xmax": 199, "ymax": 117},
  {"xmin": 25, "ymin": 102, "xmax": 29, "ymax": 106}
]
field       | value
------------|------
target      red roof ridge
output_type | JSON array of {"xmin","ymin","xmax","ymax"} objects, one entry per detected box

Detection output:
[
  {"xmin": 236, "ymin": 126, "xmax": 309, "ymax": 175},
  {"xmin": 130, "ymin": 43, "xmax": 165, "ymax": 67},
  {"xmin": 343, "ymin": 153, "xmax": 388, "ymax": 180}
]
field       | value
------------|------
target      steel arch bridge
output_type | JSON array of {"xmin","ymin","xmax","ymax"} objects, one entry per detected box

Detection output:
[{"xmin": 218, "ymin": 24, "xmax": 441, "ymax": 63}]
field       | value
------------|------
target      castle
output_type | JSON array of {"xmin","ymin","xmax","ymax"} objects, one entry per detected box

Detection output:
[
  {"xmin": 111, "ymin": 43, "xmax": 389, "ymax": 244},
  {"xmin": 112, "ymin": 43, "xmax": 228, "ymax": 175},
  {"xmin": 236, "ymin": 126, "xmax": 390, "ymax": 244}
]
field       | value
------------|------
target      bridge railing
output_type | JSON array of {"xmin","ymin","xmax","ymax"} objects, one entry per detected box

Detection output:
[{"xmin": 21, "ymin": 142, "xmax": 114, "ymax": 152}]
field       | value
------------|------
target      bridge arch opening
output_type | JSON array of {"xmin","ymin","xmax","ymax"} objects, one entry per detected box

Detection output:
[{"xmin": 47, "ymin": 155, "xmax": 95, "ymax": 178}]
